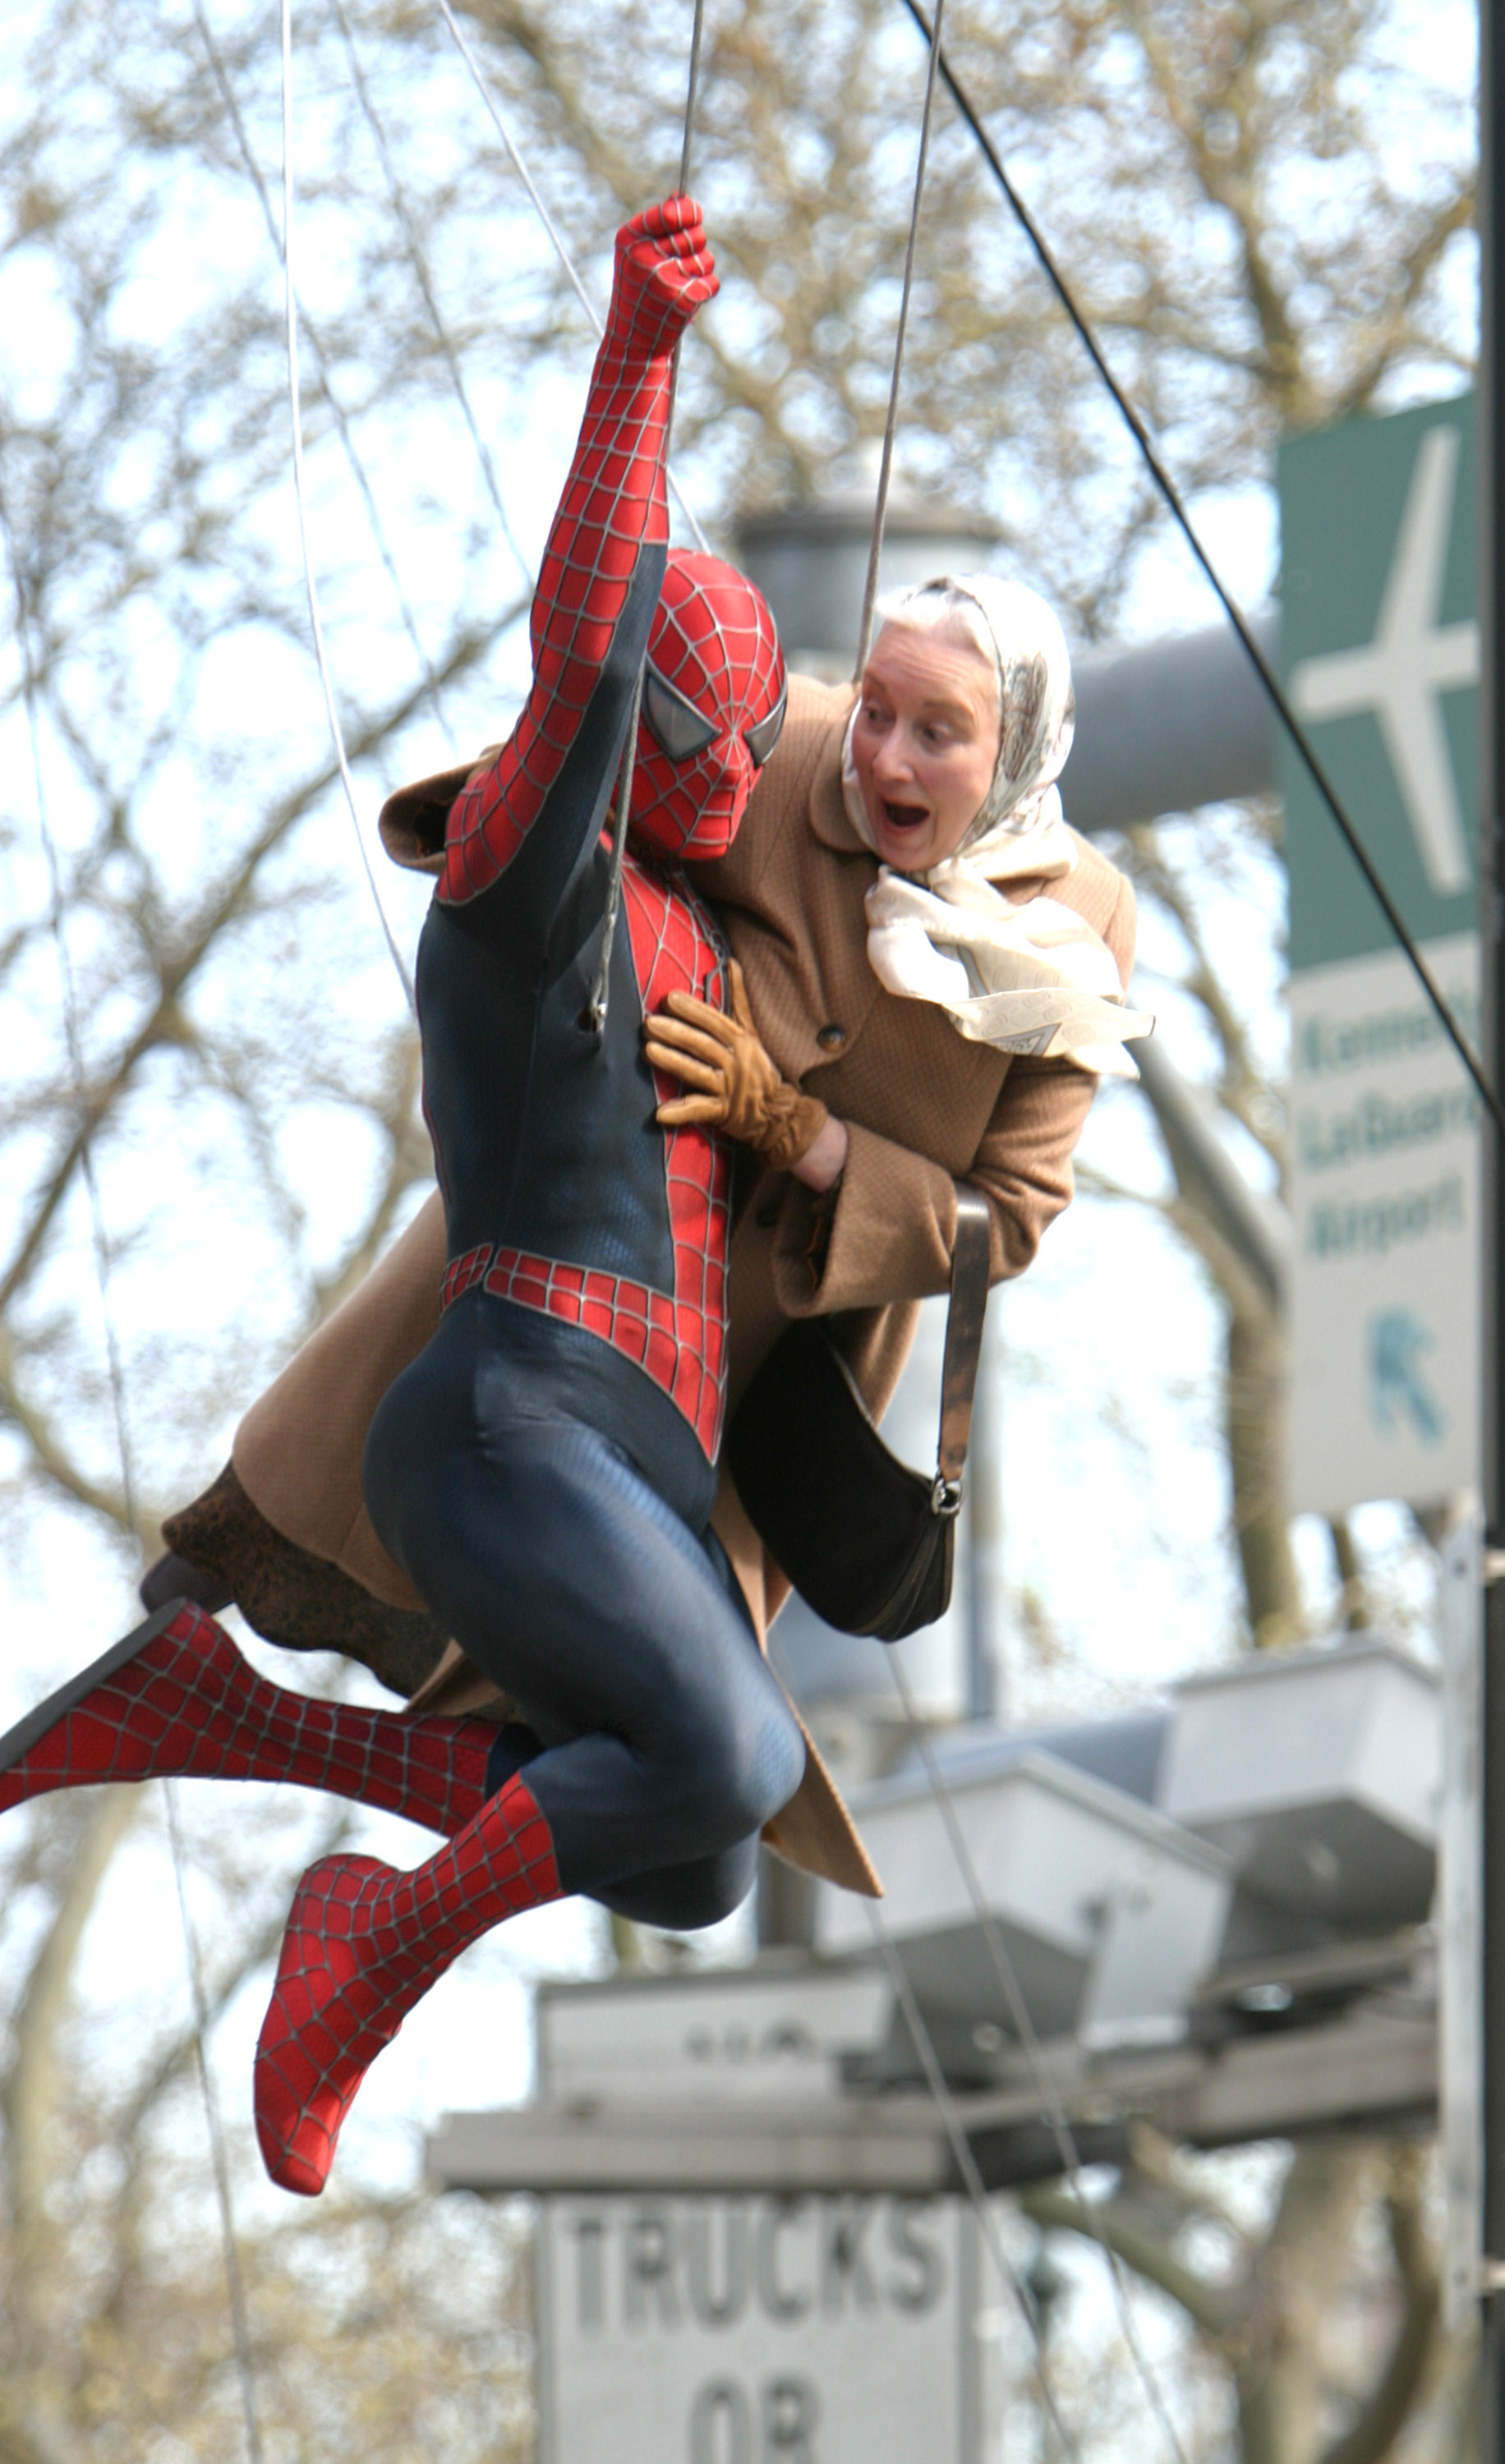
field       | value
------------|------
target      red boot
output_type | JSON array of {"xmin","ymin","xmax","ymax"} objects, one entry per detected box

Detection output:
[
  {"xmin": 0, "ymin": 1600, "xmax": 494, "ymax": 1839},
  {"xmin": 255, "ymin": 1774, "xmax": 560, "ymax": 2195}
]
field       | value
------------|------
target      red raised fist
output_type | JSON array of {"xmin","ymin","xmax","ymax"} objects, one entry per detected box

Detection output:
[{"xmin": 607, "ymin": 194, "xmax": 717, "ymax": 359}]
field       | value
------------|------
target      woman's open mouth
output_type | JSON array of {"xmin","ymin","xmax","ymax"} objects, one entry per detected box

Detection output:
[{"xmin": 881, "ymin": 800, "xmax": 930, "ymax": 834}]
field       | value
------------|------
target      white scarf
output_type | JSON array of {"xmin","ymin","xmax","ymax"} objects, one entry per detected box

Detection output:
[{"xmin": 844, "ymin": 577, "xmax": 1153, "ymax": 1079}]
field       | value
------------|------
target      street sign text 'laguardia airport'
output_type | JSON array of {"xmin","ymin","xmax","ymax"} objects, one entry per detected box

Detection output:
[{"xmin": 1282, "ymin": 393, "xmax": 1482, "ymax": 1515}]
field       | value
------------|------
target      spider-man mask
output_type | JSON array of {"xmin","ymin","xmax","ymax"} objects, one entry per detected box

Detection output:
[{"xmin": 628, "ymin": 550, "xmax": 787, "ymax": 862}]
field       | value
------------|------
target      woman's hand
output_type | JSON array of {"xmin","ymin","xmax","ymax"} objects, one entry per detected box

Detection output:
[
  {"xmin": 789, "ymin": 1112, "xmax": 848, "ymax": 1193},
  {"xmin": 644, "ymin": 960, "xmax": 838, "ymax": 1179}
]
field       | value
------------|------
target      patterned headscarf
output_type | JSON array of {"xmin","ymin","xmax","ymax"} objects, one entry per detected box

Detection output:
[{"xmin": 842, "ymin": 575, "xmax": 1152, "ymax": 1078}]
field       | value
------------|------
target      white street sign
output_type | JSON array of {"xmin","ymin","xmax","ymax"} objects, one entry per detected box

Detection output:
[
  {"xmin": 536, "ymin": 2195, "xmax": 982, "ymax": 2464},
  {"xmin": 1289, "ymin": 936, "xmax": 1480, "ymax": 1515}
]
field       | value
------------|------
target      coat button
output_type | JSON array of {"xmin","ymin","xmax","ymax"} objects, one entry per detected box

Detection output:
[{"xmin": 816, "ymin": 1023, "xmax": 846, "ymax": 1050}]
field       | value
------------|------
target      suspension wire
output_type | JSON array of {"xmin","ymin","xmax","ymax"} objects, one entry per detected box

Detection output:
[
  {"xmin": 863, "ymin": 1901, "xmax": 1083, "ymax": 2461},
  {"xmin": 329, "ymin": 0, "xmax": 533, "ymax": 592},
  {"xmin": 432, "ymin": 0, "xmax": 714, "ymax": 557},
  {"xmin": 854, "ymin": 0, "xmax": 946, "ymax": 678},
  {"xmin": 585, "ymin": 668, "xmax": 649, "ymax": 1035},
  {"xmin": 584, "ymin": 0, "xmax": 709, "ymax": 1035},
  {"xmin": 281, "ymin": 0, "xmax": 417, "ymax": 1011},
  {"xmin": 846, "ymin": 40, "xmax": 1195, "ymax": 2355},
  {"xmin": 0, "ymin": 474, "xmax": 266, "ymax": 2464},
  {"xmin": 0, "ymin": 485, "xmax": 140, "ymax": 1544},
  {"xmin": 889, "ymin": 1649, "xmax": 1190, "ymax": 2464},
  {"xmin": 895, "ymin": 0, "xmax": 1502, "ymax": 1142},
  {"xmin": 190, "ymin": 0, "xmax": 454, "ymax": 733},
  {"xmin": 163, "ymin": 1783, "xmax": 266, "ymax": 2464},
  {"xmin": 863, "ymin": 20, "xmax": 1484, "ymax": 2411}
]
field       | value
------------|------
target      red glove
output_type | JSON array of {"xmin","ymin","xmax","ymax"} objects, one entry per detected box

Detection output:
[
  {"xmin": 605, "ymin": 195, "xmax": 717, "ymax": 361},
  {"xmin": 439, "ymin": 199, "xmax": 714, "ymax": 907}
]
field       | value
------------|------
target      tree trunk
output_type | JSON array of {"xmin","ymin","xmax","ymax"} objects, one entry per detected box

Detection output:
[
  {"xmin": 1237, "ymin": 2143, "xmax": 1374, "ymax": 2464},
  {"xmin": 1227, "ymin": 1290, "xmax": 1302, "ymax": 1647}
]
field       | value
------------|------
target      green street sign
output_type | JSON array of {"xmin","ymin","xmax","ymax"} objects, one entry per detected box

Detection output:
[{"xmin": 1279, "ymin": 393, "xmax": 1478, "ymax": 970}]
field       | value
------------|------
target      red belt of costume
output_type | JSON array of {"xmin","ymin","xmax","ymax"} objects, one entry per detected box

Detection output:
[{"xmin": 440, "ymin": 1241, "xmax": 726, "ymax": 1457}]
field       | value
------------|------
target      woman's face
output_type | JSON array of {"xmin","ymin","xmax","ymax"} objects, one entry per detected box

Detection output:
[{"xmin": 850, "ymin": 622, "xmax": 1001, "ymax": 872}]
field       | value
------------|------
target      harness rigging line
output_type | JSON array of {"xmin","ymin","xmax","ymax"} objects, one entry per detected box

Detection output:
[
  {"xmin": 842, "ymin": 51, "xmax": 1185, "ymax": 2415},
  {"xmin": 280, "ymin": 0, "xmax": 417, "ymax": 1011},
  {"xmin": 190, "ymin": 0, "xmax": 455, "ymax": 732},
  {"xmin": 854, "ymin": 0, "xmax": 946, "ymax": 678},
  {"xmin": 895, "ymin": 0, "xmax": 1503, "ymax": 1144},
  {"xmin": 0, "ymin": 472, "xmax": 266, "ymax": 2464},
  {"xmin": 888, "ymin": 1648, "xmax": 1191, "ymax": 2464},
  {"xmin": 432, "ymin": 0, "xmax": 713, "ymax": 558},
  {"xmin": 585, "ymin": 0, "xmax": 708, "ymax": 1035},
  {"xmin": 863, "ymin": 1901, "xmax": 1084, "ymax": 2462},
  {"xmin": 331, "ymin": 0, "xmax": 533, "ymax": 594}
]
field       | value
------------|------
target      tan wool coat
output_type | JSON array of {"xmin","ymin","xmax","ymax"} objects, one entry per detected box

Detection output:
[{"xmin": 233, "ymin": 673, "xmax": 1136, "ymax": 1892}]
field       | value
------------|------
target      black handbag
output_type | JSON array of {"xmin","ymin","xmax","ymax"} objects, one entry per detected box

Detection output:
[{"xmin": 723, "ymin": 1188, "xmax": 992, "ymax": 1642}]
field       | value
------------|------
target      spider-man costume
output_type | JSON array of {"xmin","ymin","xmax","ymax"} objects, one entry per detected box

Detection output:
[
  {"xmin": 262, "ymin": 197, "xmax": 799, "ymax": 2192},
  {"xmin": 0, "ymin": 197, "xmax": 798, "ymax": 2200}
]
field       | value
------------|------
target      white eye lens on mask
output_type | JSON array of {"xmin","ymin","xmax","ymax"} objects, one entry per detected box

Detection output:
[
  {"xmin": 744, "ymin": 678, "xmax": 787, "ymax": 769},
  {"xmin": 643, "ymin": 663, "xmax": 719, "ymax": 762}
]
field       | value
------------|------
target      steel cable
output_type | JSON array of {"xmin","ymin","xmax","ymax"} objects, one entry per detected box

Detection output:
[
  {"xmin": 0, "ymin": 472, "xmax": 266, "ymax": 2464},
  {"xmin": 863, "ymin": 1897, "xmax": 1082, "ymax": 2458},
  {"xmin": 433, "ymin": 0, "xmax": 713, "ymax": 558},
  {"xmin": 896, "ymin": 0, "xmax": 1502, "ymax": 1138},
  {"xmin": 846, "ymin": 44, "xmax": 1187, "ymax": 2434},
  {"xmin": 190, "ymin": 0, "xmax": 458, "ymax": 734},
  {"xmin": 889, "ymin": 1647, "xmax": 1191, "ymax": 2464},
  {"xmin": 330, "ymin": 0, "xmax": 533, "ymax": 593},
  {"xmin": 586, "ymin": 0, "xmax": 708, "ymax": 1032},
  {"xmin": 281, "ymin": 0, "xmax": 417, "ymax": 1009},
  {"xmin": 854, "ymin": 0, "xmax": 946, "ymax": 678},
  {"xmin": 854, "ymin": 27, "xmax": 1440, "ymax": 2432}
]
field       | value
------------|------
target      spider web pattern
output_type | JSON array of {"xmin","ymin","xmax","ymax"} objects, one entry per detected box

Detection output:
[
  {"xmin": 255, "ymin": 1773, "xmax": 559, "ymax": 2195},
  {"xmin": 440, "ymin": 206, "xmax": 714, "ymax": 907},
  {"xmin": 439, "ymin": 855, "xmax": 733, "ymax": 1458},
  {"xmin": 441, "ymin": 1243, "xmax": 494, "ymax": 1309},
  {"xmin": 625, "ymin": 857, "xmax": 733, "ymax": 1452},
  {"xmin": 633, "ymin": 551, "xmax": 786, "ymax": 859},
  {"xmin": 0, "ymin": 1601, "xmax": 493, "ymax": 1837}
]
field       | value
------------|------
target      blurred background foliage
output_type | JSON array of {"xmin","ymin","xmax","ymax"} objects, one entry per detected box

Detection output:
[{"xmin": 0, "ymin": 0, "xmax": 1478, "ymax": 2452}]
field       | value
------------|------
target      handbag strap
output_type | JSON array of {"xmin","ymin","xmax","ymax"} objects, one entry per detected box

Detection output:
[{"xmin": 934, "ymin": 1185, "xmax": 992, "ymax": 1496}]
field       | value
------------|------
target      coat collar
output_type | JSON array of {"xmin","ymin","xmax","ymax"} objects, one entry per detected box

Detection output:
[{"xmin": 804, "ymin": 686, "xmax": 868, "ymax": 855}]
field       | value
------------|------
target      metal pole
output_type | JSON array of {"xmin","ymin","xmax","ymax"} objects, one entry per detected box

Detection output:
[{"xmin": 1478, "ymin": 0, "xmax": 1505, "ymax": 2439}]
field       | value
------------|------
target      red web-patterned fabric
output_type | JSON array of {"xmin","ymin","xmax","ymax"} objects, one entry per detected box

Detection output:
[
  {"xmin": 624, "ymin": 859, "xmax": 733, "ymax": 1451},
  {"xmin": 439, "ymin": 857, "xmax": 733, "ymax": 1459},
  {"xmin": 440, "ymin": 200, "xmax": 715, "ymax": 907},
  {"xmin": 255, "ymin": 1773, "xmax": 559, "ymax": 2196},
  {"xmin": 0, "ymin": 1601, "xmax": 495, "ymax": 1837},
  {"xmin": 441, "ymin": 1243, "xmax": 494, "ymax": 1310}
]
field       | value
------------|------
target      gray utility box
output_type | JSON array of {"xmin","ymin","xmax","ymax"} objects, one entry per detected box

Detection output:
[
  {"xmin": 1160, "ymin": 1638, "xmax": 1441, "ymax": 1931},
  {"xmin": 816, "ymin": 1749, "xmax": 1231, "ymax": 2052}
]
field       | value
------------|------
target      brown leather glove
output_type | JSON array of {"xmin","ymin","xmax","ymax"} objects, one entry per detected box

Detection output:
[{"xmin": 644, "ymin": 959, "xmax": 831, "ymax": 1175}]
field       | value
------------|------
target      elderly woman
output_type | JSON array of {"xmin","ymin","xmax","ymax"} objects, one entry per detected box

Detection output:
[
  {"xmin": 637, "ymin": 575, "xmax": 1145, "ymax": 1680},
  {"xmin": 15, "ymin": 568, "xmax": 1139, "ymax": 1909}
]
